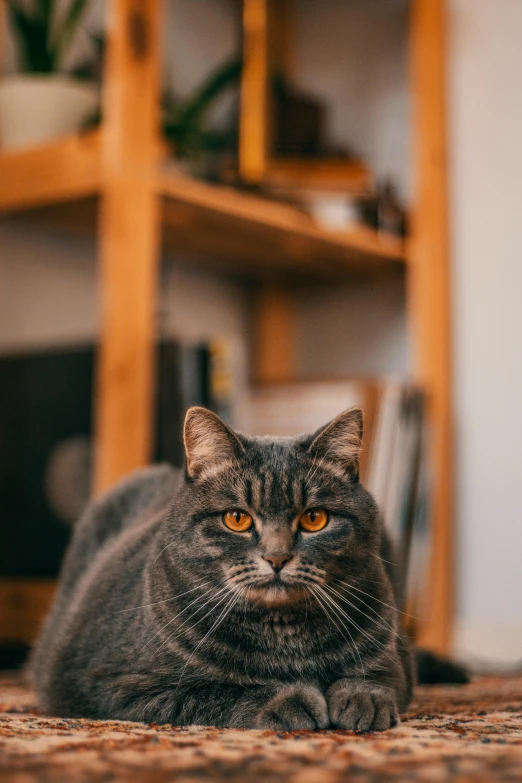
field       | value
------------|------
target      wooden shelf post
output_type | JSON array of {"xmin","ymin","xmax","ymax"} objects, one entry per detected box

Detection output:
[
  {"xmin": 239, "ymin": 0, "xmax": 270, "ymax": 183},
  {"xmin": 253, "ymin": 284, "xmax": 297, "ymax": 384},
  {"xmin": 409, "ymin": 0, "xmax": 453, "ymax": 652},
  {"xmin": 94, "ymin": 0, "xmax": 162, "ymax": 494}
]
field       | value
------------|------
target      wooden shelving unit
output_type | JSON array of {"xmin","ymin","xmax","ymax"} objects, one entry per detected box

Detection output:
[
  {"xmin": 0, "ymin": 129, "xmax": 404, "ymax": 275},
  {"xmin": 0, "ymin": 0, "xmax": 452, "ymax": 653}
]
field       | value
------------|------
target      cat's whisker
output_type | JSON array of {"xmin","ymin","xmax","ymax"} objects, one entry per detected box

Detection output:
[
  {"xmin": 315, "ymin": 587, "xmax": 368, "ymax": 664},
  {"xmin": 367, "ymin": 550, "xmax": 398, "ymax": 566},
  {"xmin": 116, "ymin": 581, "xmax": 209, "ymax": 614},
  {"xmin": 337, "ymin": 580, "xmax": 417, "ymax": 620},
  {"xmin": 317, "ymin": 584, "xmax": 385, "ymax": 651},
  {"xmin": 151, "ymin": 540, "xmax": 177, "ymax": 568},
  {"xmin": 242, "ymin": 586, "xmax": 250, "ymax": 623},
  {"xmin": 308, "ymin": 586, "xmax": 365, "ymax": 677},
  {"xmin": 326, "ymin": 583, "xmax": 400, "ymax": 640},
  {"xmin": 317, "ymin": 584, "xmax": 395, "ymax": 664},
  {"xmin": 175, "ymin": 586, "xmax": 246, "ymax": 688},
  {"xmin": 307, "ymin": 586, "xmax": 339, "ymax": 640},
  {"xmin": 303, "ymin": 453, "xmax": 319, "ymax": 486},
  {"xmin": 315, "ymin": 585, "xmax": 387, "ymax": 673},
  {"xmin": 157, "ymin": 583, "xmax": 237, "ymax": 654},
  {"xmin": 328, "ymin": 582, "xmax": 397, "ymax": 628},
  {"xmin": 142, "ymin": 584, "xmax": 228, "ymax": 651}
]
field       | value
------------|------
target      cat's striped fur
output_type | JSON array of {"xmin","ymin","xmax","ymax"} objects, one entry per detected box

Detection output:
[{"xmin": 31, "ymin": 407, "xmax": 414, "ymax": 731}]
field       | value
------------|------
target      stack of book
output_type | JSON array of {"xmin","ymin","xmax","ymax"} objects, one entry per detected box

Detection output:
[{"xmin": 365, "ymin": 385, "xmax": 429, "ymax": 617}]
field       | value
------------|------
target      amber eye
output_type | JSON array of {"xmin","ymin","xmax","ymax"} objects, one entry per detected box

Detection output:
[
  {"xmin": 299, "ymin": 509, "xmax": 329, "ymax": 532},
  {"xmin": 223, "ymin": 510, "xmax": 253, "ymax": 532}
]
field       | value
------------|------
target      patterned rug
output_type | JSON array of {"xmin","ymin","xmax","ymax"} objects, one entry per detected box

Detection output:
[{"xmin": 1, "ymin": 673, "xmax": 522, "ymax": 782}]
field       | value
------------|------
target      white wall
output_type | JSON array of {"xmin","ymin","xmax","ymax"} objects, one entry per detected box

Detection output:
[
  {"xmin": 449, "ymin": 0, "xmax": 522, "ymax": 663},
  {"xmin": 0, "ymin": 222, "xmax": 98, "ymax": 352},
  {"xmin": 298, "ymin": 272, "xmax": 408, "ymax": 378},
  {"xmin": 0, "ymin": 219, "xmax": 250, "ymax": 413}
]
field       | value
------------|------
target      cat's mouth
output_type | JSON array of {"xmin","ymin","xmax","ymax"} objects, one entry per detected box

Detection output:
[{"xmin": 244, "ymin": 578, "xmax": 311, "ymax": 606}]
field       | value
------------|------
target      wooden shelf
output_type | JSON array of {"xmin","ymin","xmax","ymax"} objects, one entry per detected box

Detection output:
[
  {"xmin": 159, "ymin": 168, "xmax": 405, "ymax": 276},
  {"xmin": 0, "ymin": 130, "xmax": 101, "ymax": 214},
  {"xmin": 0, "ymin": 131, "xmax": 405, "ymax": 278}
]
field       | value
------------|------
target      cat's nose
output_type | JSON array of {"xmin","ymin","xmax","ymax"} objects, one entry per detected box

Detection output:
[{"xmin": 263, "ymin": 554, "xmax": 292, "ymax": 573}]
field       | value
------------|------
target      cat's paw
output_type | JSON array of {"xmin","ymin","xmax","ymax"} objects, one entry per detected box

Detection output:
[
  {"xmin": 327, "ymin": 679, "xmax": 399, "ymax": 732},
  {"xmin": 255, "ymin": 684, "xmax": 329, "ymax": 731}
]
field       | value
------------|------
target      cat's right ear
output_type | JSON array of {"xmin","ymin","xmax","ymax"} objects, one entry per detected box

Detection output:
[
  {"xmin": 183, "ymin": 406, "xmax": 244, "ymax": 480},
  {"xmin": 307, "ymin": 407, "xmax": 363, "ymax": 479}
]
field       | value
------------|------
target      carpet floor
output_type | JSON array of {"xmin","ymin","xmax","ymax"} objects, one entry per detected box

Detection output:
[{"xmin": 1, "ymin": 673, "xmax": 522, "ymax": 782}]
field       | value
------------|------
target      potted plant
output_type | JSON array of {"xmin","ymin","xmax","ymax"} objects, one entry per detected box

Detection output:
[{"xmin": 0, "ymin": 1, "xmax": 98, "ymax": 150}]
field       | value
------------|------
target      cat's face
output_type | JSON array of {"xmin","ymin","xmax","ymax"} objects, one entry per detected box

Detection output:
[{"xmin": 173, "ymin": 407, "xmax": 379, "ymax": 608}]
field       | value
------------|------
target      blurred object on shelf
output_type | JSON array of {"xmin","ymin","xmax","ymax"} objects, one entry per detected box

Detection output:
[
  {"xmin": 0, "ymin": 339, "xmax": 234, "ymax": 578},
  {"xmin": 239, "ymin": 0, "xmax": 367, "ymax": 191},
  {"xmin": 356, "ymin": 180, "xmax": 408, "ymax": 238},
  {"xmin": 262, "ymin": 157, "xmax": 372, "ymax": 195},
  {"xmin": 0, "ymin": 1, "xmax": 98, "ymax": 150},
  {"xmin": 306, "ymin": 192, "xmax": 359, "ymax": 231},
  {"xmin": 272, "ymin": 75, "xmax": 325, "ymax": 156}
]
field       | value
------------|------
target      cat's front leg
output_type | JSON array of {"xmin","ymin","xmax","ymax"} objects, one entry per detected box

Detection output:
[
  {"xmin": 249, "ymin": 684, "xmax": 329, "ymax": 731},
  {"xmin": 175, "ymin": 681, "xmax": 328, "ymax": 730},
  {"xmin": 326, "ymin": 679, "xmax": 399, "ymax": 732}
]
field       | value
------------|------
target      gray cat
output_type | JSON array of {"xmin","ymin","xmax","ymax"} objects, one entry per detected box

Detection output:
[{"xmin": 31, "ymin": 406, "xmax": 415, "ymax": 731}]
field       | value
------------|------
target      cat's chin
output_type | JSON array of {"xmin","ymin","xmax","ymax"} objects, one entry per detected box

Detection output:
[{"xmin": 245, "ymin": 582, "xmax": 308, "ymax": 607}]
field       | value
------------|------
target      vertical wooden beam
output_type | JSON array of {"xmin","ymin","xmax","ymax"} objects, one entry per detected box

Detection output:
[
  {"xmin": 271, "ymin": 0, "xmax": 294, "ymax": 79},
  {"xmin": 409, "ymin": 0, "xmax": 453, "ymax": 652},
  {"xmin": 253, "ymin": 284, "xmax": 297, "ymax": 383},
  {"xmin": 239, "ymin": 0, "xmax": 270, "ymax": 183},
  {"xmin": 94, "ymin": 0, "xmax": 161, "ymax": 494}
]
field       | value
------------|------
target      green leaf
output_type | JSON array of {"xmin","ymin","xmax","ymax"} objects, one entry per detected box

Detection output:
[
  {"xmin": 54, "ymin": 0, "xmax": 90, "ymax": 67},
  {"xmin": 36, "ymin": 0, "xmax": 54, "ymax": 22},
  {"xmin": 7, "ymin": 3, "xmax": 54, "ymax": 72},
  {"xmin": 177, "ymin": 58, "xmax": 242, "ymax": 131},
  {"xmin": 162, "ymin": 57, "xmax": 241, "ymax": 161}
]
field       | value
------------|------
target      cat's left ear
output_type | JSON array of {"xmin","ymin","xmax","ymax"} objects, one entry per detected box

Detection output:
[
  {"xmin": 308, "ymin": 407, "xmax": 363, "ymax": 478},
  {"xmin": 183, "ymin": 406, "xmax": 244, "ymax": 480}
]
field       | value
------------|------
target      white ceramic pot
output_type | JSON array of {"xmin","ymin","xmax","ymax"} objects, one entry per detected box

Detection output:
[{"xmin": 0, "ymin": 74, "xmax": 98, "ymax": 151}]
